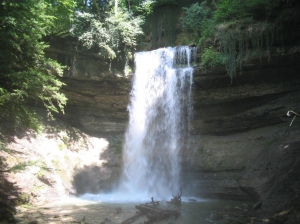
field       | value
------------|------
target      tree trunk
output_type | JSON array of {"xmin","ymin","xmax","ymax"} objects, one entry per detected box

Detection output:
[{"xmin": 115, "ymin": 0, "xmax": 118, "ymax": 16}]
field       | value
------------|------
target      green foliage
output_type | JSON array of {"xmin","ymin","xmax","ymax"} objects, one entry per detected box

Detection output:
[
  {"xmin": 6, "ymin": 160, "xmax": 38, "ymax": 173},
  {"xmin": 118, "ymin": 0, "xmax": 156, "ymax": 15},
  {"xmin": 9, "ymin": 162, "xmax": 31, "ymax": 173},
  {"xmin": 181, "ymin": 1, "xmax": 215, "ymax": 46},
  {"xmin": 198, "ymin": 18, "xmax": 215, "ymax": 46},
  {"xmin": 17, "ymin": 193, "xmax": 31, "ymax": 205},
  {"xmin": 216, "ymin": 19, "xmax": 275, "ymax": 79},
  {"xmin": 180, "ymin": 0, "xmax": 285, "ymax": 80},
  {"xmin": 0, "ymin": 138, "xmax": 4, "ymax": 152},
  {"xmin": 153, "ymin": 0, "xmax": 178, "ymax": 7},
  {"xmin": 71, "ymin": 9, "xmax": 143, "ymax": 59},
  {"xmin": 45, "ymin": 0, "xmax": 76, "ymax": 36},
  {"xmin": 0, "ymin": 0, "xmax": 67, "ymax": 131},
  {"xmin": 201, "ymin": 46, "xmax": 221, "ymax": 68},
  {"xmin": 135, "ymin": 0, "xmax": 156, "ymax": 15},
  {"xmin": 106, "ymin": 10, "xmax": 144, "ymax": 52},
  {"xmin": 71, "ymin": 12, "xmax": 115, "ymax": 58},
  {"xmin": 182, "ymin": 1, "xmax": 212, "ymax": 35},
  {"xmin": 213, "ymin": 0, "xmax": 280, "ymax": 23},
  {"xmin": 212, "ymin": 0, "xmax": 281, "ymax": 80}
]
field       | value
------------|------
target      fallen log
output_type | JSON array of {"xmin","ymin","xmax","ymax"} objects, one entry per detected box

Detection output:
[
  {"xmin": 123, "ymin": 197, "xmax": 180, "ymax": 224},
  {"xmin": 149, "ymin": 197, "xmax": 160, "ymax": 206},
  {"xmin": 170, "ymin": 187, "xmax": 182, "ymax": 205}
]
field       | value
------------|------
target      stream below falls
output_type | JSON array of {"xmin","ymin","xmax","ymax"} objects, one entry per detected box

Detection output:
[{"xmin": 16, "ymin": 197, "xmax": 246, "ymax": 224}]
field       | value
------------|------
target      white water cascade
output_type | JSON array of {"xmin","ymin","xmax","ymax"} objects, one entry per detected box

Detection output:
[{"xmin": 118, "ymin": 46, "xmax": 196, "ymax": 200}]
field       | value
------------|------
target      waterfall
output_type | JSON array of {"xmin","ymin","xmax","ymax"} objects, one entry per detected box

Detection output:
[{"xmin": 119, "ymin": 46, "xmax": 196, "ymax": 199}]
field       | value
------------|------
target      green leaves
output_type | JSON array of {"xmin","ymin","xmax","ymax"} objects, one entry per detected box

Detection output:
[
  {"xmin": 181, "ymin": 1, "xmax": 213, "ymax": 44},
  {"xmin": 180, "ymin": 0, "xmax": 285, "ymax": 81},
  {"xmin": 201, "ymin": 46, "xmax": 221, "ymax": 68},
  {"xmin": 71, "ymin": 9, "xmax": 143, "ymax": 59},
  {"xmin": 0, "ymin": 0, "xmax": 67, "ymax": 131},
  {"xmin": 71, "ymin": 12, "xmax": 115, "ymax": 58},
  {"xmin": 107, "ymin": 10, "xmax": 144, "ymax": 48},
  {"xmin": 45, "ymin": 0, "xmax": 76, "ymax": 36},
  {"xmin": 182, "ymin": 1, "xmax": 212, "ymax": 32}
]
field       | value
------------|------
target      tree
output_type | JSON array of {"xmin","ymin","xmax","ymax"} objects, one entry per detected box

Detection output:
[
  {"xmin": 0, "ymin": 0, "xmax": 68, "ymax": 130},
  {"xmin": 45, "ymin": 0, "xmax": 77, "ymax": 36},
  {"xmin": 70, "ymin": 1, "xmax": 144, "ymax": 62}
]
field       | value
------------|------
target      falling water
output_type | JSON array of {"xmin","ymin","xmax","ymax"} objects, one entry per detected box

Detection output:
[{"xmin": 119, "ymin": 46, "xmax": 196, "ymax": 199}]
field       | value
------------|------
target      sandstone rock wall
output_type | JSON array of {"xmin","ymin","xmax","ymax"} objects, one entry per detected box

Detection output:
[
  {"xmin": 192, "ymin": 47, "xmax": 300, "ymax": 135},
  {"xmin": 45, "ymin": 38, "xmax": 131, "ymax": 136},
  {"xmin": 45, "ymin": 43, "xmax": 300, "ymax": 212},
  {"xmin": 182, "ymin": 46, "xmax": 300, "ymax": 212},
  {"xmin": 58, "ymin": 77, "xmax": 130, "ymax": 135}
]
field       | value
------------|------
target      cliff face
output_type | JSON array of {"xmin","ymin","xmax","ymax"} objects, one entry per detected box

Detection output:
[
  {"xmin": 45, "ymin": 43, "xmax": 300, "ymax": 213},
  {"xmin": 45, "ymin": 37, "xmax": 131, "ymax": 136},
  {"xmin": 182, "ymin": 47, "xmax": 300, "ymax": 212},
  {"xmin": 192, "ymin": 48, "xmax": 300, "ymax": 135},
  {"xmin": 57, "ymin": 77, "xmax": 130, "ymax": 135}
]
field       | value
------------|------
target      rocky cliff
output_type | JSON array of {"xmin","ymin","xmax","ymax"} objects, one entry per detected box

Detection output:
[
  {"xmin": 47, "ymin": 42, "xmax": 300, "ymax": 214},
  {"xmin": 183, "ymin": 46, "xmax": 300, "ymax": 218},
  {"xmin": 2, "ymin": 39, "xmax": 300, "ymax": 223}
]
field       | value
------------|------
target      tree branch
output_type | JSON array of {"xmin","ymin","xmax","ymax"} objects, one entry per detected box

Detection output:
[{"xmin": 287, "ymin": 110, "xmax": 300, "ymax": 126}]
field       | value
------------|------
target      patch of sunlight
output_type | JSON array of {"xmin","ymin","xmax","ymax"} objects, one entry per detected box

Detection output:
[{"xmin": 6, "ymin": 128, "xmax": 110, "ymax": 205}]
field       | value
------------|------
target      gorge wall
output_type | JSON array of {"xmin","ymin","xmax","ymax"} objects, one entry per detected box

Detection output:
[
  {"xmin": 44, "ymin": 41, "xmax": 300, "ymax": 214},
  {"xmin": 183, "ymin": 46, "xmax": 300, "ymax": 214}
]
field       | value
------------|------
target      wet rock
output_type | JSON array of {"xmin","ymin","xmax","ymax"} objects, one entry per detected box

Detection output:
[
  {"xmin": 234, "ymin": 206, "xmax": 243, "ymax": 211},
  {"xmin": 253, "ymin": 200, "xmax": 262, "ymax": 210}
]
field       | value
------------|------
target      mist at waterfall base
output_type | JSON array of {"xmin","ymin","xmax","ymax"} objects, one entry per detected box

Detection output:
[{"xmin": 80, "ymin": 46, "xmax": 198, "ymax": 203}]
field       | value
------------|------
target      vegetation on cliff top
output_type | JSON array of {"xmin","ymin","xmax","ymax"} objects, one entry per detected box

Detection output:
[{"xmin": 181, "ymin": 0, "xmax": 300, "ymax": 79}]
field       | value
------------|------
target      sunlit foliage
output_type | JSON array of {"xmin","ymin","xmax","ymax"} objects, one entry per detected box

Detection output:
[
  {"xmin": 70, "ymin": 8, "xmax": 143, "ymax": 59},
  {"xmin": 45, "ymin": 0, "xmax": 77, "ymax": 36},
  {"xmin": 0, "ymin": 0, "xmax": 68, "ymax": 130}
]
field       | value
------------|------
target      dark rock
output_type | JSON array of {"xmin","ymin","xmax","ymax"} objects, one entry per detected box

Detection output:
[
  {"xmin": 37, "ymin": 175, "xmax": 54, "ymax": 186},
  {"xmin": 234, "ymin": 206, "xmax": 243, "ymax": 211},
  {"xmin": 27, "ymin": 221, "xmax": 39, "ymax": 224},
  {"xmin": 253, "ymin": 200, "xmax": 263, "ymax": 210}
]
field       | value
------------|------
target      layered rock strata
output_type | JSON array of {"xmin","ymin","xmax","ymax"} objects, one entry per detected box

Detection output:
[{"xmin": 46, "ymin": 44, "xmax": 300, "ymax": 213}]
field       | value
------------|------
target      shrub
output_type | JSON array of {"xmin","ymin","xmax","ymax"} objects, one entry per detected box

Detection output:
[
  {"xmin": 201, "ymin": 46, "xmax": 221, "ymax": 68},
  {"xmin": 181, "ymin": 1, "xmax": 212, "ymax": 38}
]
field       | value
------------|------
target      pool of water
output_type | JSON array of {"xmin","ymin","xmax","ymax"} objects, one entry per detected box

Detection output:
[{"xmin": 16, "ymin": 196, "xmax": 245, "ymax": 224}]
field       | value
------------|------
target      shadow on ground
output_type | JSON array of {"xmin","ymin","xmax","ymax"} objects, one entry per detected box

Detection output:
[{"xmin": 0, "ymin": 152, "xmax": 20, "ymax": 223}]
